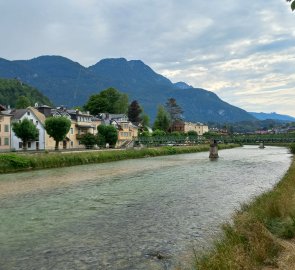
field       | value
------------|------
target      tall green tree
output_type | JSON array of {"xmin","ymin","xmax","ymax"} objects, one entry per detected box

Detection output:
[
  {"xmin": 128, "ymin": 100, "xmax": 142, "ymax": 124},
  {"xmin": 84, "ymin": 88, "xmax": 129, "ymax": 115},
  {"xmin": 287, "ymin": 0, "xmax": 295, "ymax": 11},
  {"xmin": 12, "ymin": 118, "xmax": 39, "ymax": 151},
  {"xmin": 153, "ymin": 105, "xmax": 171, "ymax": 132},
  {"xmin": 141, "ymin": 113, "xmax": 150, "ymax": 128},
  {"xmin": 97, "ymin": 125, "xmax": 118, "ymax": 147},
  {"xmin": 45, "ymin": 117, "xmax": 71, "ymax": 150},
  {"xmin": 15, "ymin": 96, "xmax": 31, "ymax": 109},
  {"xmin": 165, "ymin": 98, "xmax": 183, "ymax": 122}
]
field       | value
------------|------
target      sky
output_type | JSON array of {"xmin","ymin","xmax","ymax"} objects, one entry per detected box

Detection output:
[{"xmin": 1, "ymin": 0, "xmax": 295, "ymax": 116}]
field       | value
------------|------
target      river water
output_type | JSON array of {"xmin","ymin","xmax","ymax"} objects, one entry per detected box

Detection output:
[{"xmin": 0, "ymin": 146, "xmax": 292, "ymax": 270}]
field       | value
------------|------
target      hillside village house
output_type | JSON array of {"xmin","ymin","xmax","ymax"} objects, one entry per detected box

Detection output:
[
  {"xmin": 171, "ymin": 120, "xmax": 209, "ymax": 135},
  {"xmin": 0, "ymin": 105, "xmax": 12, "ymax": 151}
]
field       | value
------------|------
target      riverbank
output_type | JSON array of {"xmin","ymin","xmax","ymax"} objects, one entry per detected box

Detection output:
[
  {"xmin": 192, "ymin": 146, "xmax": 295, "ymax": 270},
  {"xmin": 0, "ymin": 144, "xmax": 238, "ymax": 174}
]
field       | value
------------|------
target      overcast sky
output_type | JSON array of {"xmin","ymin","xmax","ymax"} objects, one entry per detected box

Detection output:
[{"xmin": 1, "ymin": 0, "xmax": 294, "ymax": 116}]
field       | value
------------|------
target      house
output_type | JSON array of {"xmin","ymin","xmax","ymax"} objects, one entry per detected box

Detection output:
[
  {"xmin": 99, "ymin": 113, "xmax": 139, "ymax": 147},
  {"xmin": 10, "ymin": 107, "xmax": 46, "ymax": 150},
  {"xmin": 37, "ymin": 106, "xmax": 101, "ymax": 149},
  {"xmin": 170, "ymin": 120, "xmax": 209, "ymax": 135},
  {"xmin": 67, "ymin": 109, "xmax": 101, "ymax": 148},
  {"xmin": 0, "ymin": 105, "xmax": 12, "ymax": 151}
]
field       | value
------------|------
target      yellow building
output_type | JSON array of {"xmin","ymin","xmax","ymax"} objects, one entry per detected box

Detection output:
[
  {"xmin": 36, "ymin": 106, "xmax": 101, "ymax": 150},
  {"xmin": 0, "ymin": 105, "xmax": 12, "ymax": 151},
  {"xmin": 116, "ymin": 120, "xmax": 139, "ymax": 147}
]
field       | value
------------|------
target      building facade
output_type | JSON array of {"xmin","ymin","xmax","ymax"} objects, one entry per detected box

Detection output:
[
  {"xmin": 10, "ymin": 107, "xmax": 46, "ymax": 150},
  {"xmin": 0, "ymin": 105, "xmax": 12, "ymax": 151},
  {"xmin": 171, "ymin": 121, "xmax": 209, "ymax": 135}
]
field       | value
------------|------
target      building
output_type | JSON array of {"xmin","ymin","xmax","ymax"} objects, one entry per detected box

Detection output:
[
  {"xmin": 99, "ymin": 113, "xmax": 139, "ymax": 147},
  {"xmin": 37, "ymin": 106, "xmax": 101, "ymax": 149},
  {"xmin": 0, "ymin": 105, "xmax": 12, "ymax": 151},
  {"xmin": 67, "ymin": 109, "xmax": 101, "ymax": 148},
  {"xmin": 10, "ymin": 107, "xmax": 46, "ymax": 150},
  {"xmin": 170, "ymin": 120, "xmax": 209, "ymax": 135}
]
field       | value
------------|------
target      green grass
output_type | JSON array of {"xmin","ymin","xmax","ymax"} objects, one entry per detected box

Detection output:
[
  {"xmin": 193, "ymin": 155, "xmax": 295, "ymax": 270},
  {"xmin": 0, "ymin": 144, "xmax": 238, "ymax": 174}
]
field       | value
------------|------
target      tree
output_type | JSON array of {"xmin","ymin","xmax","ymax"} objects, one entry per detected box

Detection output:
[
  {"xmin": 45, "ymin": 117, "xmax": 71, "ymax": 150},
  {"xmin": 152, "ymin": 129, "xmax": 166, "ymax": 137},
  {"xmin": 165, "ymin": 98, "xmax": 183, "ymax": 122},
  {"xmin": 79, "ymin": 133, "xmax": 98, "ymax": 149},
  {"xmin": 12, "ymin": 118, "xmax": 39, "ymax": 150},
  {"xmin": 84, "ymin": 88, "xmax": 129, "ymax": 115},
  {"xmin": 128, "ymin": 100, "xmax": 142, "ymax": 124},
  {"xmin": 97, "ymin": 125, "xmax": 118, "ymax": 147},
  {"xmin": 153, "ymin": 105, "xmax": 171, "ymax": 132},
  {"xmin": 15, "ymin": 96, "xmax": 31, "ymax": 109},
  {"xmin": 287, "ymin": 0, "xmax": 295, "ymax": 11},
  {"xmin": 141, "ymin": 113, "xmax": 150, "ymax": 128}
]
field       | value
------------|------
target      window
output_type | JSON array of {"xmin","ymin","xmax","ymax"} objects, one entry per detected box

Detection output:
[
  {"xmin": 28, "ymin": 142, "xmax": 31, "ymax": 148},
  {"xmin": 27, "ymin": 111, "xmax": 30, "ymax": 116},
  {"xmin": 0, "ymin": 124, "xmax": 1, "ymax": 132},
  {"xmin": 36, "ymin": 121, "xmax": 38, "ymax": 125},
  {"xmin": 70, "ymin": 128, "xmax": 73, "ymax": 134},
  {"xmin": 4, "ymin": 125, "xmax": 9, "ymax": 132},
  {"xmin": 19, "ymin": 142, "xmax": 23, "ymax": 149},
  {"xmin": 70, "ymin": 141, "xmax": 73, "ymax": 147},
  {"xmin": 0, "ymin": 137, "xmax": 1, "ymax": 146},
  {"xmin": 4, "ymin": 138, "xmax": 9, "ymax": 146}
]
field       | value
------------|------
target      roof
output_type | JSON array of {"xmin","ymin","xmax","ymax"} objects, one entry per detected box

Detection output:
[
  {"xmin": 0, "ymin": 104, "xmax": 6, "ymax": 111},
  {"xmin": 11, "ymin": 109, "xmax": 27, "ymax": 120},
  {"xmin": 29, "ymin": 107, "xmax": 46, "ymax": 125},
  {"xmin": 11, "ymin": 107, "xmax": 46, "ymax": 126}
]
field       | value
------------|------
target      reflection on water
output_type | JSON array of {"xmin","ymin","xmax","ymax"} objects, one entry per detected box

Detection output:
[{"xmin": 0, "ymin": 146, "xmax": 292, "ymax": 269}]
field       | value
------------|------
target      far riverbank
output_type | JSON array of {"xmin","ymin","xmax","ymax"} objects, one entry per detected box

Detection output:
[{"xmin": 0, "ymin": 144, "xmax": 239, "ymax": 174}]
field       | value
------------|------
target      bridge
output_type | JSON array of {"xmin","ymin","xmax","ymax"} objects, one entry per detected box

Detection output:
[{"xmin": 135, "ymin": 134, "xmax": 295, "ymax": 147}]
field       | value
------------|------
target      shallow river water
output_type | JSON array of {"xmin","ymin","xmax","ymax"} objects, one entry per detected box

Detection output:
[{"xmin": 0, "ymin": 146, "xmax": 292, "ymax": 270}]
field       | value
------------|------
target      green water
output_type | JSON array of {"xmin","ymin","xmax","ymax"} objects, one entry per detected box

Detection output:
[{"xmin": 0, "ymin": 146, "xmax": 292, "ymax": 269}]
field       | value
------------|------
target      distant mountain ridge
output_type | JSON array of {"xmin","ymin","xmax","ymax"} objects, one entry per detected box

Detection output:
[
  {"xmin": 250, "ymin": 112, "xmax": 295, "ymax": 122},
  {"xmin": 0, "ymin": 55, "xmax": 256, "ymax": 123}
]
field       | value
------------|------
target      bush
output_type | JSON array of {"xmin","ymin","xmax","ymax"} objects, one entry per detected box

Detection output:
[
  {"xmin": 152, "ymin": 129, "xmax": 166, "ymax": 137},
  {"xmin": 79, "ymin": 133, "xmax": 98, "ymax": 149},
  {"xmin": 0, "ymin": 154, "xmax": 30, "ymax": 171},
  {"xmin": 289, "ymin": 143, "xmax": 295, "ymax": 154}
]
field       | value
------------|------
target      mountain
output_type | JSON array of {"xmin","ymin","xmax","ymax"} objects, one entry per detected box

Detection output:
[
  {"xmin": 0, "ymin": 56, "xmax": 255, "ymax": 123},
  {"xmin": 0, "ymin": 78, "xmax": 53, "ymax": 108},
  {"xmin": 250, "ymin": 112, "xmax": 295, "ymax": 122}
]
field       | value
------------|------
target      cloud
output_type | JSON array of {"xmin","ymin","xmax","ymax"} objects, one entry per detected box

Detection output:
[{"xmin": 0, "ymin": 0, "xmax": 294, "ymax": 116}]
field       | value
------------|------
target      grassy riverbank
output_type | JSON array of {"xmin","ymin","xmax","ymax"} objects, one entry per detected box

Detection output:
[
  {"xmin": 0, "ymin": 144, "xmax": 238, "ymax": 174},
  {"xmin": 192, "ymin": 144, "xmax": 295, "ymax": 270}
]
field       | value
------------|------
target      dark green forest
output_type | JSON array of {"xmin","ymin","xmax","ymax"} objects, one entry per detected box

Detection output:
[{"xmin": 0, "ymin": 78, "xmax": 53, "ymax": 108}]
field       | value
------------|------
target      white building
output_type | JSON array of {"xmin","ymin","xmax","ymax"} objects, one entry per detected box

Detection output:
[{"xmin": 11, "ymin": 107, "xmax": 46, "ymax": 150}]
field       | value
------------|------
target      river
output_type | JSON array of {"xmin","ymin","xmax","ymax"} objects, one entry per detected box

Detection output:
[{"xmin": 0, "ymin": 146, "xmax": 292, "ymax": 270}]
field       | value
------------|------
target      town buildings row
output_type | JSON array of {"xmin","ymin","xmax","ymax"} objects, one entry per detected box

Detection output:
[
  {"xmin": 0, "ymin": 104, "xmax": 209, "ymax": 152},
  {"xmin": 0, "ymin": 105, "xmax": 139, "ymax": 151}
]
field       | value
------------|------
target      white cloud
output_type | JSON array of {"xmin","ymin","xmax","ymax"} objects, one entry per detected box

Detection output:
[{"xmin": 0, "ymin": 0, "xmax": 294, "ymax": 116}]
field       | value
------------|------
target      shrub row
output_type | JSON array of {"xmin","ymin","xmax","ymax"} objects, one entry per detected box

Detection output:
[{"xmin": 0, "ymin": 144, "xmax": 238, "ymax": 174}]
